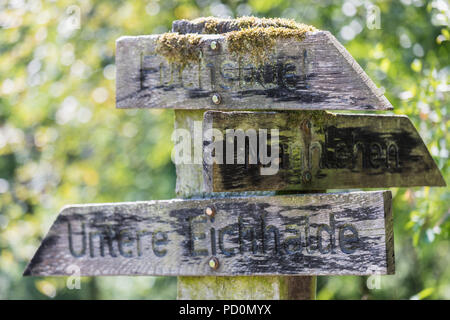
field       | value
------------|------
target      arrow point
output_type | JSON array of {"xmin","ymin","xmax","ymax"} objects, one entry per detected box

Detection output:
[{"xmin": 22, "ymin": 264, "xmax": 32, "ymax": 277}]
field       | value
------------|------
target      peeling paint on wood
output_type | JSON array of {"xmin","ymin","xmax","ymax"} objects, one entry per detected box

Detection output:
[
  {"xmin": 115, "ymin": 31, "xmax": 392, "ymax": 110},
  {"xmin": 202, "ymin": 111, "xmax": 446, "ymax": 192},
  {"xmin": 23, "ymin": 191, "xmax": 394, "ymax": 277}
]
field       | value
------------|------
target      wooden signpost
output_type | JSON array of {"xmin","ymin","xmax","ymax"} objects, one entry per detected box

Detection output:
[
  {"xmin": 25, "ymin": 17, "xmax": 445, "ymax": 301},
  {"xmin": 116, "ymin": 32, "xmax": 392, "ymax": 111},
  {"xmin": 202, "ymin": 111, "xmax": 445, "ymax": 192},
  {"xmin": 24, "ymin": 191, "xmax": 393, "ymax": 277}
]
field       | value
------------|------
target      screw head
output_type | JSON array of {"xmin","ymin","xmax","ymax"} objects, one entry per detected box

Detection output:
[
  {"xmin": 211, "ymin": 93, "xmax": 221, "ymax": 105},
  {"xmin": 208, "ymin": 257, "xmax": 219, "ymax": 270},
  {"xmin": 303, "ymin": 171, "xmax": 312, "ymax": 183},
  {"xmin": 210, "ymin": 41, "xmax": 218, "ymax": 51},
  {"xmin": 204, "ymin": 206, "xmax": 215, "ymax": 217}
]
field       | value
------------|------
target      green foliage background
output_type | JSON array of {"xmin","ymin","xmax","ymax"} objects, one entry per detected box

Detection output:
[{"xmin": 0, "ymin": 0, "xmax": 448, "ymax": 299}]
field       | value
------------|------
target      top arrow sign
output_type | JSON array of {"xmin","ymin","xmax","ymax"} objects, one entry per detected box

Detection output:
[{"xmin": 116, "ymin": 18, "xmax": 392, "ymax": 111}]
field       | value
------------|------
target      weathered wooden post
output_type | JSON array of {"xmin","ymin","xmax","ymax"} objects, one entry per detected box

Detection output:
[{"xmin": 24, "ymin": 17, "xmax": 445, "ymax": 301}]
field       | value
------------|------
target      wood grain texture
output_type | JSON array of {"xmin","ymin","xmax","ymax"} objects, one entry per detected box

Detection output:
[
  {"xmin": 115, "ymin": 31, "xmax": 392, "ymax": 110},
  {"xmin": 174, "ymin": 110, "xmax": 206, "ymax": 197},
  {"xmin": 177, "ymin": 275, "xmax": 316, "ymax": 300},
  {"xmin": 173, "ymin": 110, "xmax": 310, "ymax": 299},
  {"xmin": 203, "ymin": 111, "xmax": 446, "ymax": 192},
  {"xmin": 24, "ymin": 191, "xmax": 394, "ymax": 277},
  {"xmin": 172, "ymin": 19, "xmax": 248, "ymax": 34}
]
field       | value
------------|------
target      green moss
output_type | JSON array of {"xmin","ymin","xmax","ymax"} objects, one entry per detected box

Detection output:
[
  {"xmin": 303, "ymin": 110, "xmax": 332, "ymax": 123},
  {"xmin": 155, "ymin": 33, "xmax": 203, "ymax": 67},
  {"xmin": 191, "ymin": 17, "xmax": 317, "ymax": 64},
  {"xmin": 227, "ymin": 25, "xmax": 316, "ymax": 65},
  {"xmin": 285, "ymin": 111, "xmax": 334, "ymax": 129},
  {"xmin": 157, "ymin": 17, "xmax": 317, "ymax": 67},
  {"xmin": 190, "ymin": 16, "xmax": 315, "ymax": 33}
]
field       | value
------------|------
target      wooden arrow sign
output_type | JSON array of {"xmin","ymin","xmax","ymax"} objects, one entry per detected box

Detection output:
[
  {"xmin": 24, "ymin": 191, "xmax": 394, "ymax": 276},
  {"xmin": 116, "ymin": 31, "xmax": 392, "ymax": 111},
  {"xmin": 202, "ymin": 111, "xmax": 445, "ymax": 192}
]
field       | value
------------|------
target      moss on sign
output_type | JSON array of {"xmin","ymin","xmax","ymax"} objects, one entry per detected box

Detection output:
[
  {"xmin": 155, "ymin": 33, "xmax": 203, "ymax": 67},
  {"xmin": 226, "ymin": 25, "xmax": 316, "ymax": 65},
  {"xmin": 188, "ymin": 16, "xmax": 315, "ymax": 34},
  {"xmin": 156, "ymin": 16, "xmax": 317, "ymax": 67}
]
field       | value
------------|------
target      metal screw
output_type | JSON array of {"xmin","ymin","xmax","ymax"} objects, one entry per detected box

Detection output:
[
  {"xmin": 210, "ymin": 41, "xmax": 218, "ymax": 51},
  {"xmin": 301, "ymin": 120, "xmax": 312, "ymax": 131},
  {"xmin": 208, "ymin": 257, "xmax": 219, "ymax": 270},
  {"xmin": 306, "ymin": 120, "xmax": 312, "ymax": 129},
  {"xmin": 204, "ymin": 206, "xmax": 215, "ymax": 217},
  {"xmin": 211, "ymin": 93, "xmax": 221, "ymax": 105},
  {"xmin": 303, "ymin": 171, "xmax": 312, "ymax": 183}
]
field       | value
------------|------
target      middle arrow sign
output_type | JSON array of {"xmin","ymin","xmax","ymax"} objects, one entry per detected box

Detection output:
[{"xmin": 202, "ymin": 111, "xmax": 445, "ymax": 192}]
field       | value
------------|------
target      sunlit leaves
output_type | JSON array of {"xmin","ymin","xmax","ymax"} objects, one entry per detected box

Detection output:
[{"xmin": 0, "ymin": 0, "xmax": 448, "ymax": 300}]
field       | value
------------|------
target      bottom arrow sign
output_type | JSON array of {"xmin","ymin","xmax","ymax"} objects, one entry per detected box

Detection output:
[{"xmin": 24, "ymin": 191, "xmax": 394, "ymax": 276}]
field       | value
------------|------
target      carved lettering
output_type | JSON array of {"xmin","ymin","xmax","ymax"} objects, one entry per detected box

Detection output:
[
  {"xmin": 68, "ymin": 221, "xmax": 86, "ymax": 257},
  {"xmin": 140, "ymin": 52, "xmax": 310, "ymax": 93},
  {"xmin": 66, "ymin": 213, "xmax": 361, "ymax": 259}
]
